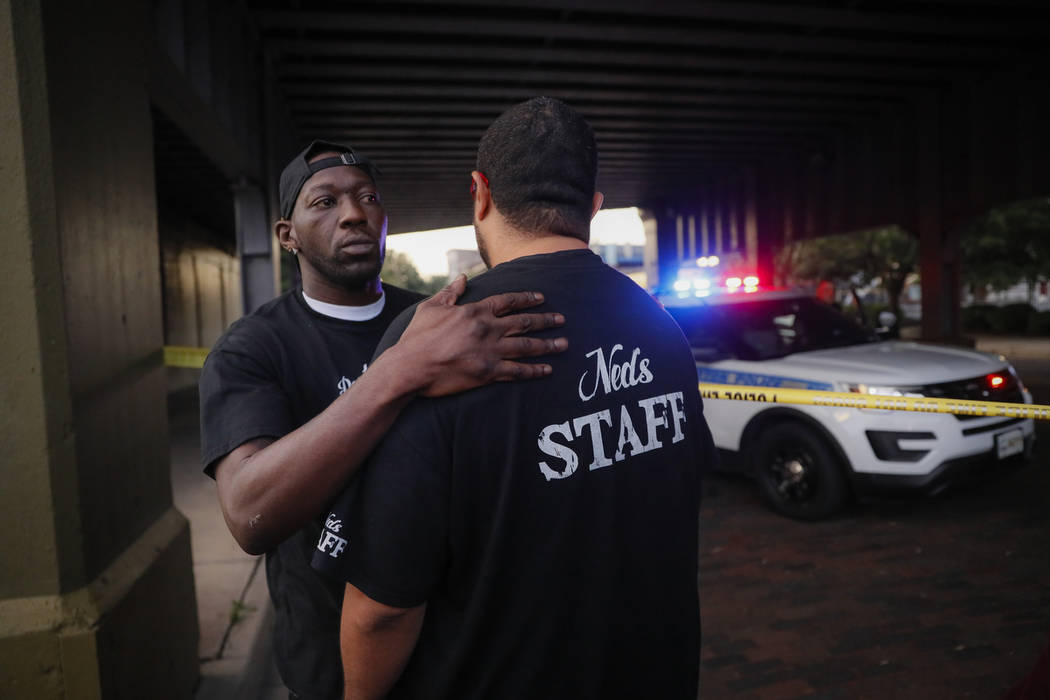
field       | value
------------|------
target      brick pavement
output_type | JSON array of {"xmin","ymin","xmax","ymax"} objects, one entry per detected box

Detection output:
[{"xmin": 698, "ymin": 357, "xmax": 1050, "ymax": 699}]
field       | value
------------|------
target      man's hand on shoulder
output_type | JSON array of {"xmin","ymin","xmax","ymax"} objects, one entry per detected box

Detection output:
[{"xmin": 393, "ymin": 275, "xmax": 567, "ymax": 397}]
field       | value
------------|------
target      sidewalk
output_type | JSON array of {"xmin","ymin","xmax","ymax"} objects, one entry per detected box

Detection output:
[
  {"xmin": 972, "ymin": 334, "xmax": 1050, "ymax": 361},
  {"xmin": 168, "ymin": 388, "xmax": 285, "ymax": 700}
]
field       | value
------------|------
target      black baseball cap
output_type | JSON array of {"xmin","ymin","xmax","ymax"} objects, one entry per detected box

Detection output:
[{"xmin": 278, "ymin": 140, "xmax": 379, "ymax": 219}]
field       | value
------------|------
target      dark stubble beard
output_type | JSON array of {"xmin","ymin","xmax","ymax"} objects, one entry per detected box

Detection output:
[{"xmin": 301, "ymin": 243, "xmax": 386, "ymax": 291}]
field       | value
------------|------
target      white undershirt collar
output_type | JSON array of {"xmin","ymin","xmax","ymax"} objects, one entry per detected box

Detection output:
[{"xmin": 302, "ymin": 289, "xmax": 386, "ymax": 321}]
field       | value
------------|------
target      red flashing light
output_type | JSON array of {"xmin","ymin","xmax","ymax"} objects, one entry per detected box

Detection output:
[
  {"xmin": 987, "ymin": 373, "xmax": 1006, "ymax": 389},
  {"xmin": 726, "ymin": 277, "xmax": 743, "ymax": 290}
]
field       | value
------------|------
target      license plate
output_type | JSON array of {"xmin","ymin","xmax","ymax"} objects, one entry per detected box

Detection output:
[{"xmin": 996, "ymin": 428, "xmax": 1024, "ymax": 460}]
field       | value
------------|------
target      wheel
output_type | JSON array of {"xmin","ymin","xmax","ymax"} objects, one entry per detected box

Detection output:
[{"xmin": 753, "ymin": 422, "xmax": 847, "ymax": 520}]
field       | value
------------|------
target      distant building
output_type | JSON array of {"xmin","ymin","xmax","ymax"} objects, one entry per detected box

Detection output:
[{"xmin": 446, "ymin": 249, "xmax": 485, "ymax": 279}]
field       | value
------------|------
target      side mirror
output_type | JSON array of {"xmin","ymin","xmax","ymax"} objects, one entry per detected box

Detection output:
[
  {"xmin": 875, "ymin": 311, "xmax": 899, "ymax": 340},
  {"xmin": 878, "ymin": 311, "xmax": 897, "ymax": 328}
]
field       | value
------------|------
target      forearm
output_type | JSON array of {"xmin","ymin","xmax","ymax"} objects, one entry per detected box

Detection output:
[
  {"xmin": 219, "ymin": 344, "xmax": 421, "ymax": 553},
  {"xmin": 341, "ymin": 585, "xmax": 425, "ymax": 700},
  {"xmin": 217, "ymin": 282, "xmax": 565, "ymax": 554}
]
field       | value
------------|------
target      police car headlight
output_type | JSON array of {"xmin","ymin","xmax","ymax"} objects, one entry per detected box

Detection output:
[{"xmin": 845, "ymin": 383, "xmax": 925, "ymax": 398}]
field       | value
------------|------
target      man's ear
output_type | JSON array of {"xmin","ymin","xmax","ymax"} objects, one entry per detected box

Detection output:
[
  {"xmin": 590, "ymin": 191, "xmax": 605, "ymax": 220},
  {"xmin": 274, "ymin": 219, "xmax": 296, "ymax": 252},
  {"xmin": 471, "ymin": 171, "xmax": 491, "ymax": 222}
]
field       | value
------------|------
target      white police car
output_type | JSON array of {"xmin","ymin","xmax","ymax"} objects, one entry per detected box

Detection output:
[{"xmin": 664, "ymin": 288, "xmax": 1036, "ymax": 520}]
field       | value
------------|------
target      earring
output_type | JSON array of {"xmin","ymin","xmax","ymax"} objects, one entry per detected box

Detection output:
[{"xmin": 289, "ymin": 248, "xmax": 298, "ymax": 256}]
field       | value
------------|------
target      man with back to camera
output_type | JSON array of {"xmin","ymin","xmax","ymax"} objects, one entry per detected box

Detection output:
[
  {"xmin": 198, "ymin": 140, "xmax": 569, "ymax": 699},
  {"xmin": 312, "ymin": 98, "xmax": 717, "ymax": 699}
]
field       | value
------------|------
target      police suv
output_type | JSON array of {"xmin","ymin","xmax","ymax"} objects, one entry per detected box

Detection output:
[{"xmin": 663, "ymin": 278, "xmax": 1036, "ymax": 520}]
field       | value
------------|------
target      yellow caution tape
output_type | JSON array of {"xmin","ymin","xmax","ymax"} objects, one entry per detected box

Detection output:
[
  {"xmin": 160, "ymin": 347, "xmax": 1048, "ymax": 422},
  {"xmin": 163, "ymin": 345, "xmax": 209, "ymax": 369},
  {"xmin": 700, "ymin": 383, "xmax": 1050, "ymax": 421}
]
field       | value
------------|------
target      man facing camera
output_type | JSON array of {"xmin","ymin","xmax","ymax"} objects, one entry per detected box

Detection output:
[
  {"xmin": 314, "ymin": 98, "xmax": 716, "ymax": 699},
  {"xmin": 200, "ymin": 139, "xmax": 566, "ymax": 699}
]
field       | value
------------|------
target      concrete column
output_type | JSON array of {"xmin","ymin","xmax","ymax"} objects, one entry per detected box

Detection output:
[
  {"xmin": 697, "ymin": 192, "xmax": 710, "ymax": 256},
  {"xmin": 0, "ymin": 1, "xmax": 198, "ymax": 697},
  {"xmin": 713, "ymin": 183, "xmax": 724, "ymax": 253},
  {"xmin": 744, "ymin": 169, "xmax": 769, "ymax": 282},
  {"xmin": 915, "ymin": 91, "xmax": 961, "ymax": 341},
  {"xmin": 641, "ymin": 203, "xmax": 684, "ymax": 294},
  {"xmin": 641, "ymin": 208, "xmax": 660, "ymax": 292},
  {"xmin": 234, "ymin": 180, "xmax": 276, "ymax": 314}
]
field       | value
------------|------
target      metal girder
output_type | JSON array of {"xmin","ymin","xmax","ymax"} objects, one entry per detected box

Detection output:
[
  {"xmin": 255, "ymin": 10, "xmax": 1029, "ymax": 63},
  {"xmin": 270, "ymin": 38, "xmax": 955, "ymax": 82},
  {"xmin": 382, "ymin": 0, "xmax": 1045, "ymax": 39},
  {"xmin": 289, "ymin": 99, "xmax": 866, "ymax": 123},
  {"xmin": 274, "ymin": 62, "xmax": 915, "ymax": 98},
  {"xmin": 279, "ymin": 83, "xmax": 897, "ymax": 112},
  {"xmin": 300, "ymin": 114, "xmax": 836, "ymax": 132}
]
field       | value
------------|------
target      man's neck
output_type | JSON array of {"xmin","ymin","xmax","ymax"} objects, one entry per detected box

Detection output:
[
  {"xmin": 487, "ymin": 233, "xmax": 589, "ymax": 267},
  {"xmin": 301, "ymin": 274, "xmax": 383, "ymax": 306}
]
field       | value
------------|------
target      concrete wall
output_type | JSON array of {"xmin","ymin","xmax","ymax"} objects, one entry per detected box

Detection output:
[
  {"xmin": 161, "ymin": 230, "xmax": 241, "ymax": 392},
  {"xmin": 0, "ymin": 0, "xmax": 198, "ymax": 696}
]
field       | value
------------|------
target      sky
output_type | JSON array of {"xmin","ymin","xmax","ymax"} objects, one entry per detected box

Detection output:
[{"xmin": 385, "ymin": 207, "xmax": 646, "ymax": 278}]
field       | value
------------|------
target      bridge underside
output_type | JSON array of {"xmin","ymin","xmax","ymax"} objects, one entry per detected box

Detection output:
[{"xmin": 243, "ymin": 0, "xmax": 1049, "ymax": 339}]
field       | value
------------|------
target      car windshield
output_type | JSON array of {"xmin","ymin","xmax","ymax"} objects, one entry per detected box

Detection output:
[{"xmin": 668, "ymin": 296, "xmax": 878, "ymax": 361}]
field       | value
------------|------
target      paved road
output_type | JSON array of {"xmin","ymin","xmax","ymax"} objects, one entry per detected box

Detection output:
[{"xmin": 697, "ymin": 357, "xmax": 1050, "ymax": 698}]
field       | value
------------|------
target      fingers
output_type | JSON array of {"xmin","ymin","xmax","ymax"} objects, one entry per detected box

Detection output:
[
  {"xmin": 427, "ymin": 274, "xmax": 467, "ymax": 307},
  {"xmin": 495, "ymin": 335, "xmax": 568, "ymax": 359},
  {"xmin": 494, "ymin": 311, "xmax": 565, "ymax": 337},
  {"xmin": 483, "ymin": 290, "xmax": 546, "ymax": 317},
  {"xmin": 490, "ymin": 360, "xmax": 554, "ymax": 382}
]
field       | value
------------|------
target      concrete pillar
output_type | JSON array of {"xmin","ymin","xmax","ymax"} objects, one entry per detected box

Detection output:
[
  {"xmin": 713, "ymin": 183, "xmax": 725, "ymax": 253},
  {"xmin": 698, "ymin": 192, "xmax": 710, "ymax": 256},
  {"xmin": 641, "ymin": 203, "xmax": 684, "ymax": 294},
  {"xmin": 234, "ymin": 180, "xmax": 276, "ymax": 314},
  {"xmin": 641, "ymin": 209, "xmax": 660, "ymax": 292},
  {"xmin": 728, "ymin": 178, "xmax": 742, "ymax": 253},
  {"xmin": 0, "ymin": 1, "xmax": 198, "ymax": 697},
  {"xmin": 915, "ymin": 92, "xmax": 962, "ymax": 341}
]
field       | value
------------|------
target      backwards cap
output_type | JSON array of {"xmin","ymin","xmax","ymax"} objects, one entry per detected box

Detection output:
[{"xmin": 278, "ymin": 140, "xmax": 379, "ymax": 219}]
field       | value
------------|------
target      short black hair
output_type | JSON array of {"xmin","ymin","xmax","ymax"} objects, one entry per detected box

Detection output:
[{"xmin": 476, "ymin": 97, "xmax": 598, "ymax": 242}]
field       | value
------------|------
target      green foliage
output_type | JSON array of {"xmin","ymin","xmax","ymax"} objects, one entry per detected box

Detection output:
[
  {"xmin": 1028, "ymin": 311, "xmax": 1050, "ymax": 335},
  {"xmin": 961, "ymin": 304, "xmax": 997, "ymax": 332},
  {"xmin": 381, "ymin": 250, "xmax": 448, "ymax": 295},
  {"xmin": 988, "ymin": 303, "xmax": 1036, "ymax": 334},
  {"xmin": 228, "ymin": 599, "xmax": 256, "ymax": 625},
  {"xmin": 961, "ymin": 197, "xmax": 1050, "ymax": 291},
  {"xmin": 776, "ymin": 225, "xmax": 918, "ymax": 318}
]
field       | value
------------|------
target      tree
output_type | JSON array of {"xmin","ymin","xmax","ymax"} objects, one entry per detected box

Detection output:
[
  {"xmin": 961, "ymin": 197, "xmax": 1050, "ymax": 296},
  {"xmin": 776, "ymin": 225, "xmax": 918, "ymax": 321},
  {"xmin": 381, "ymin": 250, "xmax": 448, "ymax": 295}
]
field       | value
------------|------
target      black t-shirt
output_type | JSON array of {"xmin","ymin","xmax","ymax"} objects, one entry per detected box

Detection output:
[
  {"xmin": 313, "ymin": 249, "xmax": 716, "ymax": 699},
  {"xmin": 199, "ymin": 284, "xmax": 424, "ymax": 700}
]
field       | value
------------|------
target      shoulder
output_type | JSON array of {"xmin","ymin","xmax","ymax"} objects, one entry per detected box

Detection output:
[
  {"xmin": 207, "ymin": 290, "xmax": 304, "ymax": 362},
  {"xmin": 374, "ymin": 301, "xmax": 422, "ymax": 358},
  {"xmin": 382, "ymin": 284, "xmax": 426, "ymax": 311}
]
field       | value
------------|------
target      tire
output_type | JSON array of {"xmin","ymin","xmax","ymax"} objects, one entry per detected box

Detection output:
[{"xmin": 753, "ymin": 422, "xmax": 848, "ymax": 520}]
